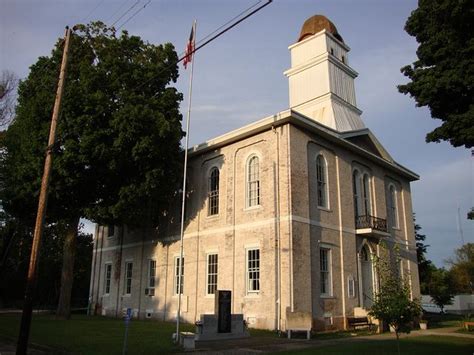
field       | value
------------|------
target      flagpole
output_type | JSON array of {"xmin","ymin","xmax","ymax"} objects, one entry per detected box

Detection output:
[{"xmin": 176, "ymin": 19, "xmax": 196, "ymax": 344}]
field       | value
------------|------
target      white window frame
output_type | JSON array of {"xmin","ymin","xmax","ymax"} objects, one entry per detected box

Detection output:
[
  {"xmin": 147, "ymin": 259, "xmax": 156, "ymax": 289},
  {"xmin": 174, "ymin": 256, "xmax": 184, "ymax": 295},
  {"xmin": 246, "ymin": 155, "xmax": 260, "ymax": 208},
  {"xmin": 124, "ymin": 261, "xmax": 133, "ymax": 295},
  {"xmin": 320, "ymin": 247, "xmax": 332, "ymax": 297},
  {"xmin": 352, "ymin": 169, "xmax": 361, "ymax": 218},
  {"xmin": 388, "ymin": 184, "xmax": 399, "ymax": 229},
  {"xmin": 208, "ymin": 167, "xmax": 220, "ymax": 216},
  {"xmin": 362, "ymin": 174, "xmax": 371, "ymax": 216},
  {"xmin": 347, "ymin": 275, "xmax": 356, "ymax": 299},
  {"xmin": 246, "ymin": 248, "xmax": 260, "ymax": 294},
  {"xmin": 206, "ymin": 253, "xmax": 218, "ymax": 295},
  {"xmin": 104, "ymin": 263, "xmax": 112, "ymax": 295},
  {"xmin": 316, "ymin": 154, "xmax": 329, "ymax": 209}
]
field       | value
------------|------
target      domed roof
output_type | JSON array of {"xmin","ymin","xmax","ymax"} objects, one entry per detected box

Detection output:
[{"xmin": 298, "ymin": 15, "xmax": 344, "ymax": 43}]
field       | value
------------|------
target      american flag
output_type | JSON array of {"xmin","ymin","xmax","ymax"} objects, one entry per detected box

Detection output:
[{"xmin": 183, "ymin": 25, "xmax": 195, "ymax": 69}]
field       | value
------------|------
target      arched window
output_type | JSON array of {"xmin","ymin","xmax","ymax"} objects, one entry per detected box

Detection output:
[
  {"xmin": 388, "ymin": 184, "xmax": 399, "ymax": 228},
  {"xmin": 352, "ymin": 170, "xmax": 361, "ymax": 218},
  {"xmin": 362, "ymin": 174, "xmax": 371, "ymax": 216},
  {"xmin": 208, "ymin": 167, "xmax": 219, "ymax": 215},
  {"xmin": 316, "ymin": 155, "xmax": 328, "ymax": 208},
  {"xmin": 247, "ymin": 156, "xmax": 260, "ymax": 207},
  {"xmin": 361, "ymin": 246, "xmax": 369, "ymax": 261}
]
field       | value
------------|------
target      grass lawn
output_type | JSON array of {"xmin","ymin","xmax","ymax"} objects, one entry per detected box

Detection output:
[
  {"xmin": 0, "ymin": 313, "xmax": 194, "ymax": 354},
  {"xmin": 423, "ymin": 313, "xmax": 466, "ymax": 328},
  {"xmin": 279, "ymin": 336, "xmax": 474, "ymax": 354}
]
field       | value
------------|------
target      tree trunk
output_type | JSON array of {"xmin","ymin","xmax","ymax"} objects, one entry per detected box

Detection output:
[{"xmin": 56, "ymin": 216, "xmax": 80, "ymax": 319}]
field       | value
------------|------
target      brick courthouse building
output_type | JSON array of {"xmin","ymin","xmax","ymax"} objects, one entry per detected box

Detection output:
[{"xmin": 88, "ymin": 15, "xmax": 420, "ymax": 331}]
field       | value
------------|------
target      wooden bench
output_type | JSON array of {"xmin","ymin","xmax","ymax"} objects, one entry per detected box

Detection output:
[
  {"xmin": 286, "ymin": 311, "xmax": 312, "ymax": 340},
  {"xmin": 464, "ymin": 321, "xmax": 474, "ymax": 331},
  {"xmin": 347, "ymin": 317, "xmax": 374, "ymax": 330}
]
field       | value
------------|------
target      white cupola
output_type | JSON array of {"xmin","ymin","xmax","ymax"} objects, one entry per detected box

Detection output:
[{"xmin": 284, "ymin": 15, "xmax": 365, "ymax": 132}]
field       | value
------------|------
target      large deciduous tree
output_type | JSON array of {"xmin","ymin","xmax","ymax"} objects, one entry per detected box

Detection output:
[
  {"xmin": 0, "ymin": 70, "xmax": 17, "ymax": 128},
  {"xmin": 1, "ymin": 22, "xmax": 184, "ymax": 318},
  {"xmin": 447, "ymin": 243, "xmax": 474, "ymax": 294},
  {"xmin": 427, "ymin": 267, "xmax": 454, "ymax": 312},
  {"xmin": 398, "ymin": 0, "xmax": 474, "ymax": 148}
]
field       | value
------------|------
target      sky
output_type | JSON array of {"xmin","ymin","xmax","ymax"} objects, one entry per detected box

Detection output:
[{"xmin": 1, "ymin": 0, "xmax": 473, "ymax": 267}]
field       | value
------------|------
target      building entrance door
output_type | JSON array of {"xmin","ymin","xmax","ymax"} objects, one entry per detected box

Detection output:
[{"xmin": 360, "ymin": 246, "xmax": 373, "ymax": 308}]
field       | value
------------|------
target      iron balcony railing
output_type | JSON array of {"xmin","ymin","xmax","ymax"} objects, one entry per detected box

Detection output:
[{"xmin": 356, "ymin": 215, "xmax": 388, "ymax": 233}]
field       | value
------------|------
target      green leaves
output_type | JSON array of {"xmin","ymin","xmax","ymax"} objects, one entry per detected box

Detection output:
[
  {"xmin": 1, "ymin": 22, "xmax": 184, "ymax": 228},
  {"xmin": 398, "ymin": 0, "xmax": 474, "ymax": 148},
  {"xmin": 368, "ymin": 244, "xmax": 422, "ymax": 337}
]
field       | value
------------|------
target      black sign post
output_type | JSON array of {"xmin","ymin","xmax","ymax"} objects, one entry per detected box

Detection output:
[{"xmin": 216, "ymin": 290, "xmax": 232, "ymax": 333}]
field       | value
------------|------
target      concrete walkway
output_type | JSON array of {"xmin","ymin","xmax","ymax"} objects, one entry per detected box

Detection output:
[{"xmin": 189, "ymin": 327, "xmax": 474, "ymax": 354}]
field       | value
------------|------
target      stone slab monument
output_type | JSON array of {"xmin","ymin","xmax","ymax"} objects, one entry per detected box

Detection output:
[
  {"xmin": 216, "ymin": 290, "xmax": 232, "ymax": 333},
  {"xmin": 195, "ymin": 290, "xmax": 249, "ymax": 341}
]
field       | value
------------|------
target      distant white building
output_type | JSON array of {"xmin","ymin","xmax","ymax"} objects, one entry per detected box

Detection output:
[
  {"xmin": 422, "ymin": 294, "xmax": 474, "ymax": 314},
  {"xmin": 88, "ymin": 14, "xmax": 420, "ymax": 331}
]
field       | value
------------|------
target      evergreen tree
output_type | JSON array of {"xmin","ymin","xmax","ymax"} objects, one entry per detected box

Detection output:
[
  {"xmin": 413, "ymin": 216, "xmax": 433, "ymax": 294},
  {"xmin": 398, "ymin": 0, "xmax": 474, "ymax": 148}
]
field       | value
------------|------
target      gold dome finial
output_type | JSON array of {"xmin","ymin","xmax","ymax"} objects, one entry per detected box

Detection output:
[{"xmin": 298, "ymin": 15, "xmax": 344, "ymax": 43}]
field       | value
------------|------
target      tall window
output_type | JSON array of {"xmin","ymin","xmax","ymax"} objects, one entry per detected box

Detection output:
[
  {"xmin": 316, "ymin": 155, "xmax": 328, "ymax": 208},
  {"xmin": 247, "ymin": 248, "xmax": 260, "ymax": 293},
  {"xmin": 320, "ymin": 248, "xmax": 331, "ymax": 296},
  {"xmin": 388, "ymin": 185, "xmax": 399, "ymax": 228},
  {"xmin": 148, "ymin": 259, "xmax": 156, "ymax": 289},
  {"xmin": 107, "ymin": 225, "xmax": 115, "ymax": 238},
  {"xmin": 174, "ymin": 257, "xmax": 184, "ymax": 295},
  {"xmin": 208, "ymin": 167, "xmax": 219, "ymax": 215},
  {"xmin": 124, "ymin": 262, "xmax": 133, "ymax": 295},
  {"xmin": 104, "ymin": 263, "xmax": 112, "ymax": 295},
  {"xmin": 362, "ymin": 174, "xmax": 371, "ymax": 215},
  {"xmin": 247, "ymin": 156, "xmax": 260, "ymax": 207},
  {"xmin": 347, "ymin": 275, "xmax": 356, "ymax": 298},
  {"xmin": 206, "ymin": 254, "xmax": 218, "ymax": 295},
  {"xmin": 352, "ymin": 170, "xmax": 360, "ymax": 217}
]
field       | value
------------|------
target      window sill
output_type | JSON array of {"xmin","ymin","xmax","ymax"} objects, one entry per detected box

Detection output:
[
  {"xmin": 320, "ymin": 295, "xmax": 335, "ymax": 299},
  {"xmin": 244, "ymin": 293, "xmax": 260, "ymax": 298},
  {"xmin": 317, "ymin": 206, "xmax": 331, "ymax": 212},
  {"xmin": 206, "ymin": 214, "xmax": 220, "ymax": 220},
  {"xmin": 205, "ymin": 294, "xmax": 215, "ymax": 299},
  {"xmin": 123, "ymin": 294, "xmax": 131, "ymax": 298},
  {"xmin": 244, "ymin": 205, "xmax": 262, "ymax": 212}
]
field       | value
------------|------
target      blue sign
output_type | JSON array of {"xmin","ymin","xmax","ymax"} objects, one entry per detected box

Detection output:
[{"xmin": 125, "ymin": 308, "xmax": 132, "ymax": 324}]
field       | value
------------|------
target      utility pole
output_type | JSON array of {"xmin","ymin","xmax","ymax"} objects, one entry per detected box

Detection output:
[{"xmin": 16, "ymin": 26, "xmax": 72, "ymax": 355}]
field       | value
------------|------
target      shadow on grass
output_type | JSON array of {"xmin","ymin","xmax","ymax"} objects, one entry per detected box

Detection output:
[
  {"xmin": 278, "ymin": 335, "xmax": 474, "ymax": 354},
  {"xmin": 0, "ymin": 313, "xmax": 194, "ymax": 354}
]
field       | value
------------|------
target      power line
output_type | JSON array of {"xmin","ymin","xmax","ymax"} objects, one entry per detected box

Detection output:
[
  {"xmin": 14, "ymin": 1, "xmax": 273, "ymax": 120},
  {"xmin": 138, "ymin": 0, "xmax": 273, "ymax": 96},
  {"xmin": 106, "ymin": 0, "xmax": 133, "ymax": 24},
  {"xmin": 116, "ymin": 0, "xmax": 152, "ymax": 31},
  {"xmin": 111, "ymin": 0, "xmax": 142, "ymax": 28},
  {"xmin": 79, "ymin": 0, "xmax": 107, "ymax": 24},
  {"xmin": 194, "ymin": 0, "xmax": 263, "ymax": 47}
]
